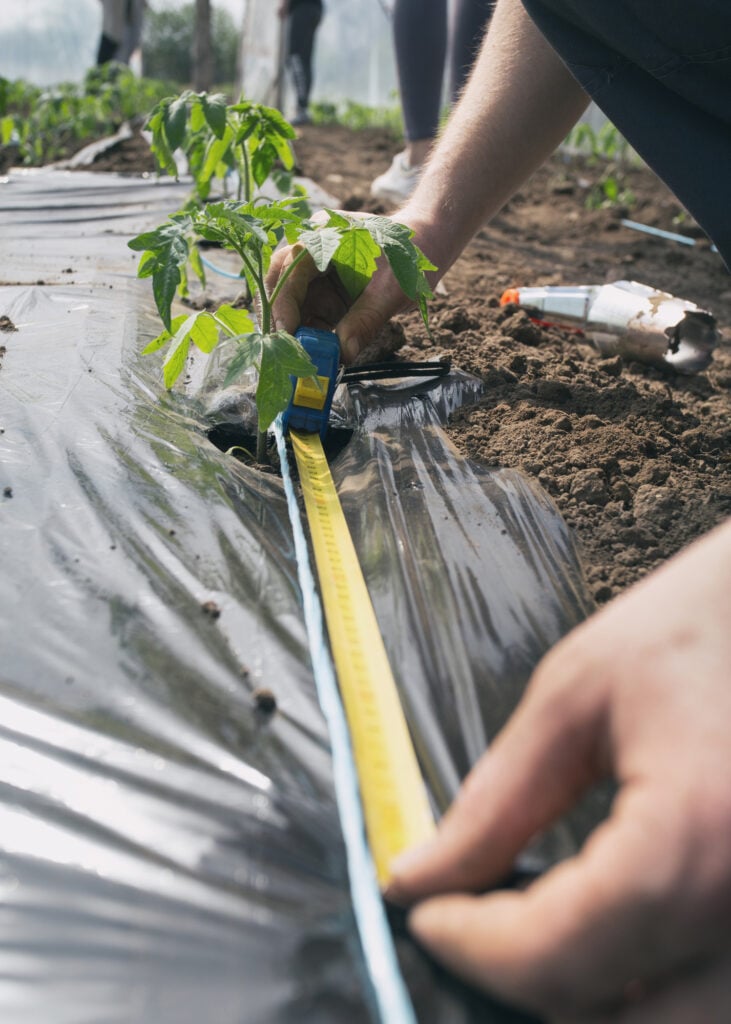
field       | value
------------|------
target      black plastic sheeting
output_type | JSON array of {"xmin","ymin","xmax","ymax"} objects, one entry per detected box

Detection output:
[{"xmin": 1, "ymin": 169, "xmax": 603, "ymax": 1023}]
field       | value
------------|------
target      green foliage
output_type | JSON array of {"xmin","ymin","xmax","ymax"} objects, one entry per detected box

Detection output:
[
  {"xmin": 129, "ymin": 99, "xmax": 435, "ymax": 458},
  {"xmin": 310, "ymin": 99, "xmax": 404, "ymax": 136},
  {"xmin": 145, "ymin": 91, "xmax": 296, "ymax": 203},
  {"xmin": 564, "ymin": 120, "xmax": 636, "ymax": 211},
  {"xmin": 130, "ymin": 199, "xmax": 434, "ymax": 438},
  {"xmin": 142, "ymin": 4, "xmax": 238, "ymax": 86},
  {"xmin": 0, "ymin": 65, "xmax": 172, "ymax": 167}
]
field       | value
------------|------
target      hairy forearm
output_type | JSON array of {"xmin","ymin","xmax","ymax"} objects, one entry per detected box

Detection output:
[{"xmin": 398, "ymin": 0, "xmax": 590, "ymax": 275}]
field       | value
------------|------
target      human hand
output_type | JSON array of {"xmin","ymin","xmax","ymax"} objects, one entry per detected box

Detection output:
[
  {"xmin": 266, "ymin": 209, "xmax": 436, "ymax": 364},
  {"xmin": 387, "ymin": 519, "xmax": 731, "ymax": 1022}
]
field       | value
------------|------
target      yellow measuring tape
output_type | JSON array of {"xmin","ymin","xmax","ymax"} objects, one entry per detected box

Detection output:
[{"xmin": 290, "ymin": 429, "xmax": 435, "ymax": 885}]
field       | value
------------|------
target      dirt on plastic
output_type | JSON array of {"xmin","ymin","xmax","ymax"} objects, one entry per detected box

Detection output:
[{"xmin": 93, "ymin": 122, "xmax": 731, "ymax": 604}]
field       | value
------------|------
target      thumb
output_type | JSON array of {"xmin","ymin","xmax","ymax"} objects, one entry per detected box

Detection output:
[{"xmin": 386, "ymin": 648, "xmax": 610, "ymax": 903}]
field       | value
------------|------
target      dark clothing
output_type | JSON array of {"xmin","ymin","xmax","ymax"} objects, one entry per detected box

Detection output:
[
  {"xmin": 394, "ymin": 0, "xmax": 494, "ymax": 141},
  {"xmin": 522, "ymin": 0, "xmax": 731, "ymax": 267},
  {"xmin": 286, "ymin": 0, "xmax": 322, "ymax": 111}
]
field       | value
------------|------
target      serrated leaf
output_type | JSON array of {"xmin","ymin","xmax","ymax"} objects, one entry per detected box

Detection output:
[
  {"xmin": 215, "ymin": 304, "xmax": 256, "ymax": 336},
  {"xmin": 190, "ymin": 98, "xmax": 205, "ymax": 133},
  {"xmin": 142, "ymin": 328, "xmax": 171, "ymax": 355},
  {"xmin": 190, "ymin": 312, "xmax": 220, "ymax": 353},
  {"xmin": 201, "ymin": 92, "xmax": 227, "ymax": 138},
  {"xmin": 255, "ymin": 330, "xmax": 318, "ymax": 431},
  {"xmin": 201, "ymin": 125, "xmax": 233, "ymax": 186},
  {"xmin": 331, "ymin": 228, "xmax": 380, "ymax": 300},
  {"xmin": 153, "ymin": 259, "xmax": 183, "ymax": 332},
  {"xmin": 364, "ymin": 215, "xmax": 436, "ymax": 313},
  {"xmin": 136, "ymin": 249, "xmax": 157, "ymax": 279},
  {"xmin": 268, "ymin": 132, "xmax": 294, "ymax": 169},
  {"xmin": 324, "ymin": 209, "xmax": 350, "ymax": 230},
  {"xmin": 298, "ymin": 227, "xmax": 342, "ymax": 271},
  {"xmin": 189, "ymin": 244, "xmax": 206, "ymax": 286},
  {"xmin": 162, "ymin": 312, "xmax": 199, "ymax": 387},
  {"xmin": 165, "ymin": 94, "xmax": 189, "ymax": 151},
  {"xmin": 128, "ymin": 227, "xmax": 167, "ymax": 252},
  {"xmin": 223, "ymin": 333, "xmax": 262, "ymax": 386},
  {"xmin": 251, "ymin": 139, "xmax": 278, "ymax": 187}
]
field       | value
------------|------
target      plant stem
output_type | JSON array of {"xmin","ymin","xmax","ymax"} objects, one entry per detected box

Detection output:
[
  {"xmin": 267, "ymin": 247, "xmax": 309, "ymax": 312},
  {"xmin": 256, "ymin": 428, "xmax": 268, "ymax": 464}
]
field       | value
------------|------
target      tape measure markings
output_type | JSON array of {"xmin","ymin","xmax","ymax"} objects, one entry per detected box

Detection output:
[{"xmin": 290, "ymin": 428, "xmax": 435, "ymax": 885}]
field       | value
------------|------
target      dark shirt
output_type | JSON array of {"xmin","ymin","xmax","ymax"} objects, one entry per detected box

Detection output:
[{"xmin": 522, "ymin": 0, "xmax": 731, "ymax": 266}]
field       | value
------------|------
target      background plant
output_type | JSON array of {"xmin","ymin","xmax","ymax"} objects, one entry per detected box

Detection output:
[
  {"xmin": 564, "ymin": 120, "xmax": 637, "ymax": 211},
  {"xmin": 0, "ymin": 64, "xmax": 171, "ymax": 166},
  {"xmin": 144, "ymin": 90, "xmax": 299, "ymax": 203}
]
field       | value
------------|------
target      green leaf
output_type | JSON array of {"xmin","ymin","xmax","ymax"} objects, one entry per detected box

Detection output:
[
  {"xmin": 363, "ymin": 215, "xmax": 435, "ymax": 322},
  {"xmin": 256, "ymin": 330, "xmax": 317, "ymax": 431},
  {"xmin": 162, "ymin": 312, "xmax": 199, "ymax": 387},
  {"xmin": 153, "ymin": 259, "xmax": 183, "ymax": 332},
  {"xmin": 136, "ymin": 249, "xmax": 157, "ymax": 279},
  {"xmin": 298, "ymin": 227, "xmax": 342, "ymax": 272},
  {"xmin": 0, "ymin": 115, "xmax": 14, "ymax": 145},
  {"xmin": 331, "ymin": 227, "xmax": 380, "ymax": 300},
  {"xmin": 189, "ymin": 244, "xmax": 206, "ymax": 286},
  {"xmin": 190, "ymin": 98, "xmax": 206, "ymax": 133},
  {"xmin": 250, "ymin": 139, "xmax": 278, "ymax": 187},
  {"xmin": 223, "ymin": 333, "xmax": 262, "ymax": 386},
  {"xmin": 215, "ymin": 304, "xmax": 256, "ymax": 336},
  {"xmin": 201, "ymin": 92, "xmax": 227, "ymax": 139},
  {"xmin": 128, "ymin": 226, "xmax": 168, "ymax": 252},
  {"xmin": 200, "ymin": 124, "xmax": 233, "ymax": 187},
  {"xmin": 165, "ymin": 94, "xmax": 189, "ymax": 151},
  {"xmin": 190, "ymin": 312, "xmax": 219, "ymax": 353}
]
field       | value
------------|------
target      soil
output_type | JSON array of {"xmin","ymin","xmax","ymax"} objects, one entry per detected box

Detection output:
[{"xmin": 90, "ymin": 123, "xmax": 731, "ymax": 605}]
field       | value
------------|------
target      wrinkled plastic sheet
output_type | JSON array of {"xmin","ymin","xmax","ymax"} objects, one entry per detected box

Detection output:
[{"xmin": 1, "ymin": 169, "xmax": 601, "ymax": 1023}]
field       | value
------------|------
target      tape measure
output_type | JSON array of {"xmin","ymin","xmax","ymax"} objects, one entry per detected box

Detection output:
[
  {"xmin": 290, "ymin": 429, "xmax": 435, "ymax": 883},
  {"xmin": 282, "ymin": 327, "xmax": 434, "ymax": 884}
]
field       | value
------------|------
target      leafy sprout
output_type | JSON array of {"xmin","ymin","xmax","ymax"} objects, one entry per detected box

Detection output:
[{"xmin": 131, "ymin": 93, "xmax": 435, "ymax": 464}]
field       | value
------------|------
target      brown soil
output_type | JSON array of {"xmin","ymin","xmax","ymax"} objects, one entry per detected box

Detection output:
[{"xmin": 98, "ymin": 123, "xmax": 731, "ymax": 605}]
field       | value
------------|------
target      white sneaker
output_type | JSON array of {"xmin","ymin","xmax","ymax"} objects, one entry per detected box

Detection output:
[{"xmin": 370, "ymin": 151, "xmax": 422, "ymax": 203}]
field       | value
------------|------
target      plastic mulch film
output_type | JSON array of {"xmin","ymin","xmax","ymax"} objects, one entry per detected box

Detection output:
[{"xmin": 1, "ymin": 169, "xmax": 602, "ymax": 1023}]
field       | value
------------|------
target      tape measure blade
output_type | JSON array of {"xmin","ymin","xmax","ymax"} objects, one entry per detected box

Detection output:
[{"xmin": 291, "ymin": 430, "xmax": 435, "ymax": 884}]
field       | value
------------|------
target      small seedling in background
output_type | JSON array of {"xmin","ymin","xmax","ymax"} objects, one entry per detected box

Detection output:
[
  {"xmin": 130, "ymin": 95, "xmax": 435, "ymax": 465},
  {"xmin": 565, "ymin": 120, "xmax": 636, "ymax": 211},
  {"xmin": 144, "ymin": 90, "xmax": 300, "ymax": 203}
]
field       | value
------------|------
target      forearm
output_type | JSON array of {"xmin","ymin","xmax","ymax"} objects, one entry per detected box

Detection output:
[{"xmin": 398, "ymin": 0, "xmax": 590, "ymax": 275}]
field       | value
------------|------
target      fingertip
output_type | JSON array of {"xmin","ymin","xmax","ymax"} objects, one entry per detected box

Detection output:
[
  {"xmin": 383, "ymin": 841, "xmax": 436, "ymax": 905},
  {"xmin": 336, "ymin": 331, "xmax": 361, "ymax": 366}
]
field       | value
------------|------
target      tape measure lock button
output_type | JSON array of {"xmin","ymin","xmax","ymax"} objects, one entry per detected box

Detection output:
[
  {"xmin": 293, "ymin": 374, "xmax": 330, "ymax": 410},
  {"xmin": 282, "ymin": 327, "xmax": 341, "ymax": 441}
]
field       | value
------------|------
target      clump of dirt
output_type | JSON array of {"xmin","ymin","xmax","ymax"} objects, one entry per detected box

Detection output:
[{"xmin": 91, "ymin": 121, "xmax": 731, "ymax": 602}]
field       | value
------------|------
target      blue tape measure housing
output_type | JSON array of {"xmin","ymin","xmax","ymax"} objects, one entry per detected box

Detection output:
[{"xmin": 282, "ymin": 327, "xmax": 341, "ymax": 441}]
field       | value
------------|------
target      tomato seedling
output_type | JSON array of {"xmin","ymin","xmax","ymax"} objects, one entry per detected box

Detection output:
[{"xmin": 130, "ymin": 180, "xmax": 435, "ymax": 463}]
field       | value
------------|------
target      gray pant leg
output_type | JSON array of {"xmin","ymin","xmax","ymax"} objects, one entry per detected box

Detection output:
[
  {"xmin": 393, "ymin": 0, "xmax": 447, "ymax": 142},
  {"xmin": 448, "ymin": 0, "xmax": 494, "ymax": 99},
  {"xmin": 287, "ymin": 3, "xmax": 322, "ymax": 109},
  {"xmin": 394, "ymin": 0, "xmax": 493, "ymax": 142}
]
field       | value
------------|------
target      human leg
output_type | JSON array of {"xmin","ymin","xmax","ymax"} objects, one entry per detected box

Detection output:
[
  {"xmin": 286, "ymin": 1, "xmax": 323, "ymax": 123},
  {"xmin": 371, "ymin": 0, "xmax": 446, "ymax": 201},
  {"xmin": 449, "ymin": 0, "xmax": 494, "ymax": 99}
]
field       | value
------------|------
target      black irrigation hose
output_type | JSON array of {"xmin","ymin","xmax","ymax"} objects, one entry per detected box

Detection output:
[{"xmin": 341, "ymin": 357, "xmax": 451, "ymax": 383}]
